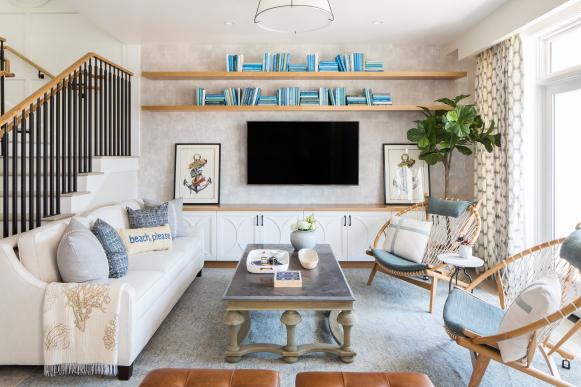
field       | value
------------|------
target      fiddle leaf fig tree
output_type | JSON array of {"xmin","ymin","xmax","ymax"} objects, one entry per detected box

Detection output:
[{"xmin": 407, "ymin": 95, "xmax": 501, "ymax": 197}]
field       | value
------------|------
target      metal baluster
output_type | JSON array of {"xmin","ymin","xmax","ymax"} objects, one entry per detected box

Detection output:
[
  {"xmin": 67, "ymin": 76, "xmax": 72, "ymax": 193},
  {"xmin": 2, "ymin": 123, "xmax": 8, "ymax": 237},
  {"xmin": 28, "ymin": 106, "xmax": 34, "ymax": 230},
  {"xmin": 35, "ymin": 99, "xmax": 41, "ymax": 227},
  {"xmin": 62, "ymin": 78, "xmax": 68, "ymax": 193},
  {"xmin": 88, "ymin": 59, "xmax": 94, "ymax": 172},
  {"xmin": 116, "ymin": 68, "xmax": 121, "ymax": 156},
  {"xmin": 20, "ymin": 111, "xmax": 26, "ymax": 233},
  {"xmin": 122, "ymin": 72, "xmax": 126, "ymax": 155},
  {"xmin": 108, "ymin": 65, "xmax": 112, "ymax": 155},
  {"xmin": 100, "ymin": 61, "xmax": 104, "ymax": 156},
  {"xmin": 73, "ymin": 70, "xmax": 78, "ymax": 192},
  {"xmin": 56, "ymin": 83, "xmax": 61, "ymax": 214},
  {"xmin": 128, "ymin": 75, "xmax": 131, "ymax": 156},
  {"xmin": 42, "ymin": 93, "xmax": 48, "ymax": 217},
  {"xmin": 11, "ymin": 116, "xmax": 17, "ymax": 235},
  {"xmin": 83, "ymin": 62, "xmax": 88, "ymax": 173},
  {"xmin": 49, "ymin": 90, "xmax": 55, "ymax": 215}
]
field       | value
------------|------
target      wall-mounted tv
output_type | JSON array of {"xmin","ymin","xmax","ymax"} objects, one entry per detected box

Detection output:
[{"xmin": 247, "ymin": 121, "xmax": 359, "ymax": 185}]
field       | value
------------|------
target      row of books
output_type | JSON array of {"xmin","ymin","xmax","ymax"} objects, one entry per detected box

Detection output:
[
  {"xmin": 195, "ymin": 87, "xmax": 392, "ymax": 106},
  {"xmin": 226, "ymin": 52, "xmax": 384, "ymax": 72}
]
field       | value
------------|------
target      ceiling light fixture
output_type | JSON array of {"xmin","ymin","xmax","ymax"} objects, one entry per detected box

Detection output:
[{"xmin": 254, "ymin": 0, "xmax": 334, "ymax": 34}]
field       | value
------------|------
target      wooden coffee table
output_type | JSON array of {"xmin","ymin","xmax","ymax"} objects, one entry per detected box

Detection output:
[{"xmin": 222, "ymin": 244, "xmax": 356, "ymax": 364}]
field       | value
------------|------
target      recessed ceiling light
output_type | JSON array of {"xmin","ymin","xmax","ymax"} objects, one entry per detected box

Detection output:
[
  {"xmin": 224, "ymin": 21, "xmax": 235, "ymax": 26},
  {"xmin": 372, "ymin": 20, "xmax": 384, "ymax": 25}
]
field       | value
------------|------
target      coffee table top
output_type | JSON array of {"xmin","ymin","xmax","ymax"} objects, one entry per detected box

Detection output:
[{"xmin": 223, "ymin": 244, "xmax": 355, "ymax": 302}]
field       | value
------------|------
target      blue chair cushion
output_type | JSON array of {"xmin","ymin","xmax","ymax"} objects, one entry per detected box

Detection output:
[
  {"xmin": 443, "ymin": 289, "xmax": 505, "ymax": 337},
  {"xmin": 427, "ymin": 197, "xmax": 472, "ymax": 218},
  {"xmin": 373, "ymin": 249, "xmax": 428, "ymax": 272},
  {"xmin": 561, "ymin": 228, "xmax": 581, "ymax": 270}
]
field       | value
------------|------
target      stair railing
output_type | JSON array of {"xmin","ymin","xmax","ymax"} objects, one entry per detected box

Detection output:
[{"xmin": 0, "ymin": 51, "xmax": 133, "ymax": 237}]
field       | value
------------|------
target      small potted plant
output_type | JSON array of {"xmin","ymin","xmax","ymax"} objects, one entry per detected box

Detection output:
[
  {"xmin": 290, "ymin": 214, "xmax": 317, "ymax": 251},
  {"xmin": 457, "ymin": 237, "xmax": 473, "ymax": 259}
]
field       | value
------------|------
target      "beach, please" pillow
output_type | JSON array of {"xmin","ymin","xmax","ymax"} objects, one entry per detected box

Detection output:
[{"xmin": 118, "ymin": 225, "xmax": 173, "ymax": 256}]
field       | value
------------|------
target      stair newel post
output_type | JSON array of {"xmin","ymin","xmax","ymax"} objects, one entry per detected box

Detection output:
[
  {"xmin": 2, "ymin": 123, "xmax": 8, "ymax": 237},
  {"xmin": 35, "ymin": 98, "xmax": 41, "ymax": 226},
  {"xmin": 20, "ymin": 110, "xmax": 26, "ymax": 233},
  {"xmin": 28, "ymin": 105, "xmax": 34, "ymax": 230},
  {"xmin": 55, "ymin": 83, "xmax": 61, "ymax": 215},
  {"xmin": 42, "ymin": 92, "xmax": 48, "ymax": 217},
  {"xmin": 11, "ymin": 116, "xmax": 17, "ymax": 235},
  {"xmin": 49, "ymin": 89, "xmax": 55, "ymax": 216}
]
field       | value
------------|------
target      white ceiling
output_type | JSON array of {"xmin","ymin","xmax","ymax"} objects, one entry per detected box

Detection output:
[{"xmin": 67, "ymin": 0, "xmax": 509, "ymax": 45}]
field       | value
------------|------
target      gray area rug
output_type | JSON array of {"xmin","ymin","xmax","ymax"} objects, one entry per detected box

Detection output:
[{"xmin": 2, "ymin": 269, "xmax": 579, "ymax": 387}]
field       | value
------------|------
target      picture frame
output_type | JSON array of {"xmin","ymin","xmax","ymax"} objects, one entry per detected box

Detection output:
[
  {"xmin": 382, "ymin": 143, "xmax": 430, "ymax": 204},
  {"xmin": 174, "ymin": 143, "xmax": 221, "ymax": 205}
]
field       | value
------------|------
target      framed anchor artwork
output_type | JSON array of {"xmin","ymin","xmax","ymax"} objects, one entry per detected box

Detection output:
[{"xmin": 174, "ymin": 143, "xmax": 221, "ymax": 205}]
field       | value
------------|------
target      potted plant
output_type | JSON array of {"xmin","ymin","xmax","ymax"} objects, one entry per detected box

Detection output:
[
  {"xmin": 407, "ymin": 95, "xmax": 501, "ymax": 197},
  {"xmin": 290, "ymin": 214, "xmax": 317, "ymax": 251}
]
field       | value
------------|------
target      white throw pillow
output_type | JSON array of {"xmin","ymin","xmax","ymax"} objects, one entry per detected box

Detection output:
[
  {"xmin": 498, "ymin": 273, "xmax": 561, "ymax": 362},
  {"xmin": 118, "ymin": 225, "xmax": 173, "ymax": 256},
  {"xmin": 382, "ymin": 216, "xmax": 432, "ymax": 263}
]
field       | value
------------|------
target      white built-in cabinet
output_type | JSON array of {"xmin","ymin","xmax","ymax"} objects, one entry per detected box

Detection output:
[{"xmin": 184, "ymin": 209, "xmax": 393, "ymax": 261}]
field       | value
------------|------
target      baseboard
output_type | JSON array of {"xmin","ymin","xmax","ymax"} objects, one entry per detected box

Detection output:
[{"xmin": 203, "ymin": 261, "xmax": 374, "ymax": 269}]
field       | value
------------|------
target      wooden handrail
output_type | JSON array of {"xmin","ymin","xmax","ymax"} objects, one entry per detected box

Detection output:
[
  {"xmin": 5, "ymin": 45, "xmax": 55, "ymax": 79},
  {"xmin": 0, "ymin": 36, "xmax": 5, "ymax": 42},
  {"xmin": 0, "ymin": 52, "xmax": 133, "ymax": 131}
]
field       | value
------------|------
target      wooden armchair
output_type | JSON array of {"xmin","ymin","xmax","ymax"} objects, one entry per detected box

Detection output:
[
  {"xmin": 443, "ymin": 235, "xmax": 581, "ymax": 387},
  {"xmin": 366, "ymin": 198, "xmax": 482, "ymax": 313}
]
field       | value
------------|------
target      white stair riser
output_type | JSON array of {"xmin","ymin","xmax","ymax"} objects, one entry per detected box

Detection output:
[{"xmin": 0, "ymin": 195, "xmax": 91, "ymax": 214}]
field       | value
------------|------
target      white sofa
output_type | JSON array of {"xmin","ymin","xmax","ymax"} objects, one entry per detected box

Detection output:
[{"xmin": 0, "ymin": 199, "xmax": 204, "ymax": 380}]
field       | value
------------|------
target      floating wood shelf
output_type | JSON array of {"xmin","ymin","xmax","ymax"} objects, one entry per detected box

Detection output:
[
  {"xmin": 141, "ymin": 71, "xmax": 467, "ymax": 81},
  {"xmin": 141, "ymin": 104, "xmax": 452, "ymax": 112}
]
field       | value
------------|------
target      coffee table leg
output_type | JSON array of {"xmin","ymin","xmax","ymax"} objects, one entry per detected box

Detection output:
[
  {"xmin": 281, "ymin": 310, "xmax": 302, "ymax": 363},
  {"xmin": 224, "ymin": 311, "xmax": 245, "ymax": 363},
  {"xmin": 337, "ymin": 310, "xmax": 355, "ymax": 363}
]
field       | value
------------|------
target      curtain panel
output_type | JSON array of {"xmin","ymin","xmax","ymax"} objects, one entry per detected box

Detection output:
[{"xmin": 474, "ymin": 35, "xmax": 525, "ymax": 267}]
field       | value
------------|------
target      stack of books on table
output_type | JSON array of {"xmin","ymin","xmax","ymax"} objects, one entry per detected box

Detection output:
[
  {"xmin": 319, "ymin": 60, "xmax": 340, "ymax": 72},
  {"xmin": 307, "ymin": 53, "xmax": 319, "ymax": 72},
  {"xmin": 365, "ymin": 61, "xmax": 384, "ymax": 72},
  {"xmin": 205, "ymin": 93, "xmax": 226, "ymax": 105},
  {"xmin": 195, "ymin": 88, "xmax": 206, "ymax": 106},
  {"xmin": 258, "ymin": 96, "xmax": 278, "ymax": 106},
  {"xmin": 242, "ymin": 63, "xmax": 263, "ymax": 72},
  {"xmin": 319, "ymin": 87, "xmax": 329, "ymax": 105},
  {"xmin": 300, "ymin": 90, "xmax": 319, "ymax": 105},
  {"xmin": 224, "ymin": 88, "xmax": 241, "ymax": 106},
  {"xmin": 277, "ymin": 87, "xmax": 300, "ymax": 106},
  {"xmin": 336, "ymin": 53, "xmax": 365, "ymax": 72},
  {"xmin": 241, "ymin": 87, "xmax": 261, "ymax": 105},
  {"xmin": 226, "ymin": 54, "xmax": 243, "ymax": 72},
  {"xmin": 328, "ymin": 87, "xmax": 346, "ymax": 106},
  {"xmin": 262, "ymin": 53, "xmax": 291, "ymax": 72},
  {"xmin": 372, "ymin": 92, "xmax": 392, "ymax": 105},
  {"xmin": 288, "ymin": 63, "xmax": 307, "ymax": 72}
]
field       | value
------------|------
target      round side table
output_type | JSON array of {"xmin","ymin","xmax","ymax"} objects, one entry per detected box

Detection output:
[{"xmin": 438, "ymin": 253, "xmax": 484, "ymax": 293}]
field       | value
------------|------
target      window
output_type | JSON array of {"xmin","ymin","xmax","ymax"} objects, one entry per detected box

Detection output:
[{"xmin": 546, "ymin": 23, "xmax": 581, "ymax": 74}]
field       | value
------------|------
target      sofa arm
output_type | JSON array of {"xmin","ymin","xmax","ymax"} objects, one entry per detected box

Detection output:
[{"xmin": 0, "ymin": 240, "xmax": 47, "ymax": 364}]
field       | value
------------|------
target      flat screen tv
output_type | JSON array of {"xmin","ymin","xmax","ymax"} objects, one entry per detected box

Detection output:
[{"xmin": 247, "ymin": 121, "xmax": 359, "ymax": 185}]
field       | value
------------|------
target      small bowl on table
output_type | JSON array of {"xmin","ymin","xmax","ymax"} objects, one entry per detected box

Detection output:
[{"xmin": 298, "ymin": 248, "xmax": 319, "ymax": 269}]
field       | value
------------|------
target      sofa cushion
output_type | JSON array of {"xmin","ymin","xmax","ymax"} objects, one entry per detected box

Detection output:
[
  {"xmin": 129, "ymin": 237, "xmax": 201, "ymax": 273},
  {"xmin": 110, "ymin": 270, "xmax": 165, "ymax": 319},
  {"xmin": 443, "ymin": 289, "xmax": 505, "ymax": 338},
  {"xmin": 561, "ymin": 228, "xmax": 581, "ymax": 270},
  {"xmin": 92, "ymin": 219, "xmax": 128, "ymax": 278},
  {"xmin": 427, "ymin": 197, "xmax": 472, "ymax": 218},
  {"xmin": 382, "ymin": 216, "xmax": 432, "ymax": 264},
  {"xmin": 144, "ymin": 198, "xmax": 187, "ymax": 238},
  {"xmin": 127, "ymin": 203, "xmax": 169, "ymax": 229},
  {"xmin": 373, "ymin": 249, "xmax": 428, "ymax": 273},
  {"xmin": 57, "ymin": 218, "xmax": 109, "ymax": 283},
  {"xmin": 118, "ymin": 225, "xmax": 173, "ymax": 256},
  {"xmin": 18, "ymin": 221, "xmax": 68, "ymax": 283},
  {"xmin": 84, "ymin": 200, "xmax": 142, "ymax": 230}
]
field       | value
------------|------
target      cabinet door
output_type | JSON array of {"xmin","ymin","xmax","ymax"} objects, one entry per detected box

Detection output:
[
  {"xmin": 183, "ymin": 211, "xmax": 217, "ymax": 261},
  {"xmin": 311, "ymin": 211, "xmax": 347, "ymax": 260},
  {"xmin": 217, "ymin": 212, "xmax": 260, "ymax": 261},
  {"xmin": 260, "ymin": 211, "xmax": 303, "ymax": 244},
  {"xmin": 347, "ymin": 211, "xmax": 392, "ymax": 261}
]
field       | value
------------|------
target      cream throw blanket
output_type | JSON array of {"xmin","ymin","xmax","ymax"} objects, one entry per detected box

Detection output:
[{"xmin": 43, "ymin": 282, "xmax": 127, "ymax": 376}]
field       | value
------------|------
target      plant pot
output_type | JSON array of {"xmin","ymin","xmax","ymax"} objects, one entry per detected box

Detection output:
[
  {"xmin": 290, "ymin": 230, "xmax": 317, "ymax": 251},
  {"xmin": 459, "ymin": 244, "xmax": 472, "ymax": 259}
]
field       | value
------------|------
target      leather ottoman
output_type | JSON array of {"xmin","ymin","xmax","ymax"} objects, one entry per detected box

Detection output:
[
  {"xmin": 140, "ymin": 368, "xmax": 279, "ymax": 387},
  {"xmin": 295, "ymin": 371, "xmax": 434, "ymax": 387}
]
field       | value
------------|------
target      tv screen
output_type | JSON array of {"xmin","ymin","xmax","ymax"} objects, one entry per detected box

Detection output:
[{"xmin": 247, "ymin": 121, "xmax": 359, "ymax": 185}]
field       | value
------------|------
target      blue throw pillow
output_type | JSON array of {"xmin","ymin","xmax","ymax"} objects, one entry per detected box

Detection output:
[
  {"xmin": 427, "ymin": 197, "xmax": 472, "ymax": 218},
  {"xmin": 127, "ymin": 203, "xmax": 169, "ymax": 229},
  {"xmin": 561, "ymin": 228, "xmax": 581, "ymax": 270},
  {"xmin": 91, "ymin": 218, "xmax": 128, "ymax": 278}
]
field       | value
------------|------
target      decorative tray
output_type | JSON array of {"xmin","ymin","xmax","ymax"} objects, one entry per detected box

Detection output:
[{"xmin": 246, "ymin": 249, "xmax": 289, "ymax": 274}]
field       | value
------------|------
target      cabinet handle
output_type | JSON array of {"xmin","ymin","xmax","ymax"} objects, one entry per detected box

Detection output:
[
  {"xmin": 343, "ymin": 215, "xmax": 346, "ymax": 227},
  {"xmin": 261, "ymin": 215, "xmax": 264, "ymax": 226},
  {"xmin": 349, "ymin": 215, "xmax": 352, "ymax": 226},
  {"xmin": 256, "ymin": 215, "xmax": 259, "ymax": 226}
]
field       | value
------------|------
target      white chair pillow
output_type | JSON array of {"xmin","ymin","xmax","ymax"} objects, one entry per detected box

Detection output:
[
  {"xmin": 118, "ymin": 225, "xmax": 173, "ymax": 256},
  {"xmin": 382, "ymin": 216, "xmax": 432, "ymax": 263},
  {"xmin": 498, "ymin": 273, "xmax": 561, "ymax": 362}
]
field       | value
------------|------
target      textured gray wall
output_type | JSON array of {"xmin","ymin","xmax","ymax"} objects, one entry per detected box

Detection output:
[{"xmin": 140, "ymin": 43, "xmax": 475, "ymax": 204}]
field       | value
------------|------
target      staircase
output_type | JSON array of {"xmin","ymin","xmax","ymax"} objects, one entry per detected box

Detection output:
[{"xmin": 0, "ymin": 37, "xmax": 134, "ymax": 237}]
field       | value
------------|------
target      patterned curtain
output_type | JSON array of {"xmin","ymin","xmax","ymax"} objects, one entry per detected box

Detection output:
[{"xmin": 474, "ymin": 35, "xmax": 525, "ymax": 267}]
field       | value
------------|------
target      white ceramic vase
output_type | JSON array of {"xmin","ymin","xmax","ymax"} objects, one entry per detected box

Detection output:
[
  {"xmin": 459, "ymin": 244, "xmax": 473, "ymax": 259},
  {"xmin": 290, "ymin": 230, "xmax": 317, "ymax": 251}
]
